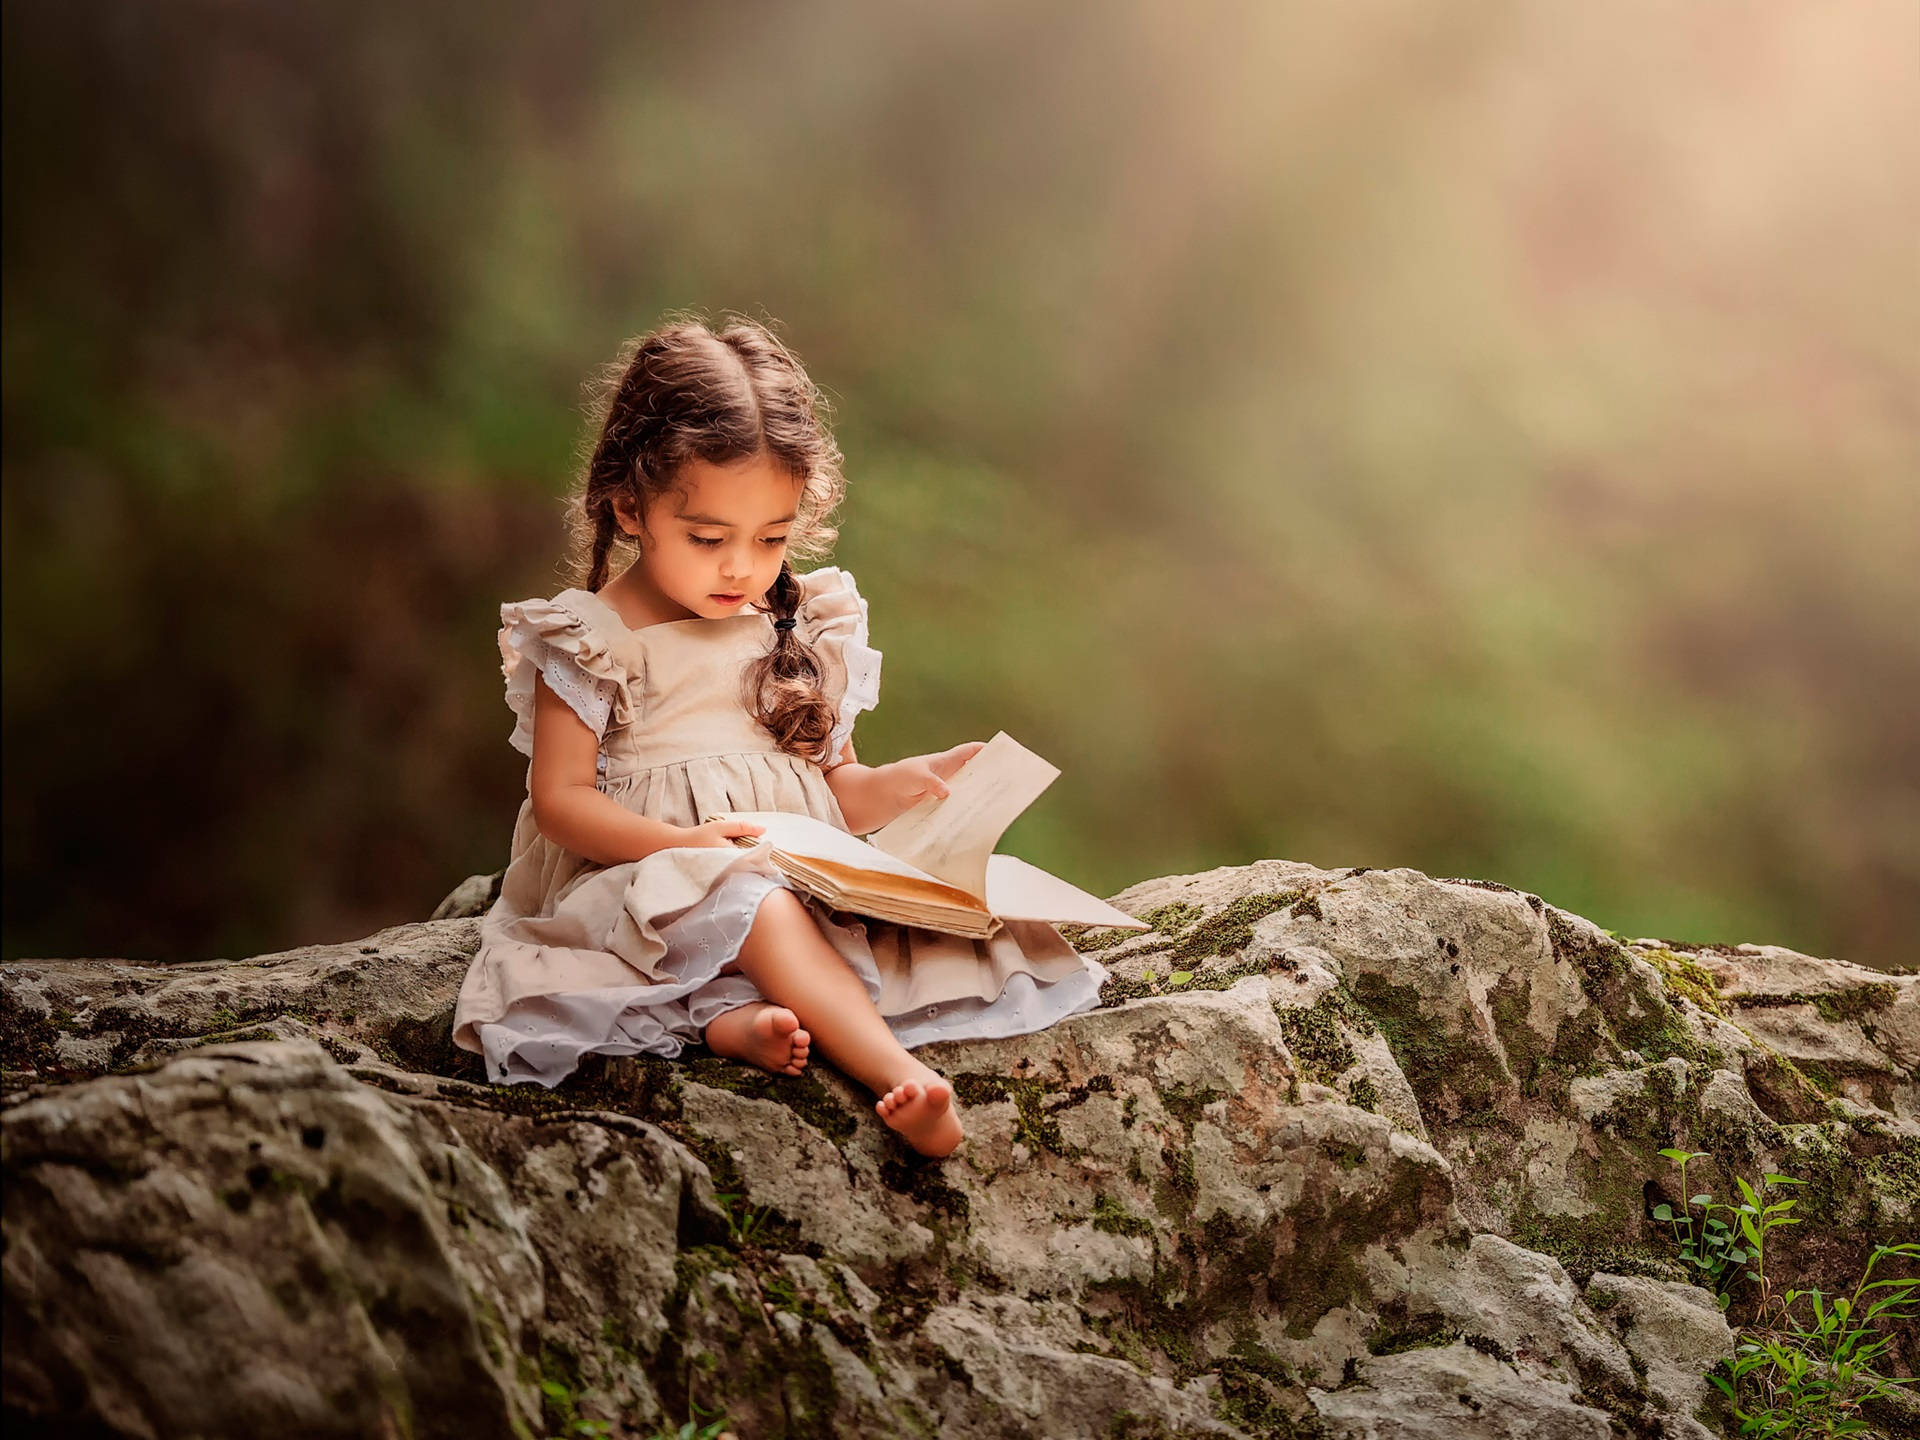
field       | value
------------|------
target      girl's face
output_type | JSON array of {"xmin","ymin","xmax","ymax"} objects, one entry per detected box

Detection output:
[{"xmin": 618, "ymin": 453, "xmax": 805, "ymax": 619}]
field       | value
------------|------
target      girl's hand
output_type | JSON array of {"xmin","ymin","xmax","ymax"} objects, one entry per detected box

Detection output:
[
  {"xmin": 680, "ymin": 818, "xmax": 767, "ymax": 849},
  {"xmin": 886, "ymin": 741, "xmax": 987, "ymax": 807}
]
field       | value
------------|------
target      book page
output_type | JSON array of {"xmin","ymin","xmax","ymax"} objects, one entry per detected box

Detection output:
[
  {"xmin": 710, "ymin": 810, "xmax": 996, "ymax": 936},
  {"xmin": 983, "ymin": 854, "xmax": 1151, "ymax": 929},
  {"xmin": 868, "ymin": 732, "xmax": 1060, "ymax": 899},
  {"xmin": 713, "ymin": 810, "xmax": 940, "ymax": 885}
]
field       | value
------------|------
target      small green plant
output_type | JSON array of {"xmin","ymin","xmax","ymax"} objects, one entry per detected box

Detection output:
[
  {"xmin": 709, "ymin": 1190, "xmax": 775, "ymax": 1245},
  {"xmin": 643, "ymin": 1420, "xmax": 732, "ymax": 1440},
  {"xmin": 1654, "ymin": 1152, "xmax": 1919, "ymax": 1435},
  {"xmin": 640, "ymin": 1362, "xmax": 737, "ymax": 1440},
  {"xmin": 1710, "ymin": 1242, "xmax": 1920, "ymax": 1438},
  {"xmin": 1653, "ymin": 1148, "xmax": 1804, "ymax": 1309},
  {"xmin": 538, "ymin": 1377, "xmax": 612, "ymax": 1437}
]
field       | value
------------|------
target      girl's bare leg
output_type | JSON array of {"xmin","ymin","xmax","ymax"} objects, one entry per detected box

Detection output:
[
  {"xmin": 731, "ymin": 888, "xmax": 963, "ymax": 1157},
  {"xmin": 702, "ymin": 1002, "xmax": 811, "ymax": 1076}
]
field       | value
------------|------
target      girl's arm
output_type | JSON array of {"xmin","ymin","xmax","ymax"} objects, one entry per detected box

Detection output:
[
  {"xmin": 529, "ymin": 673, "xmax": 759, "ymax": 862},
  {"xmin": 826, "ymin": 738, "xmax": 986, "ymax": 836}
]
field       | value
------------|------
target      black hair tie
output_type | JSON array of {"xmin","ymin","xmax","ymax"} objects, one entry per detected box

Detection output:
[{"xmin": 772, "ymin": 617, "xmax": 797, "ymax": 633}]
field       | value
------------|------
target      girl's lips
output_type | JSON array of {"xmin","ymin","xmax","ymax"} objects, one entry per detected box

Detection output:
[{"xmin": 711, "ymin": 593, "xmax": 745, "ymax": 604}]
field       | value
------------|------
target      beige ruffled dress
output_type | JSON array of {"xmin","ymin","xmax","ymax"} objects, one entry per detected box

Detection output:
[{"xmin": 451, "ymin": 566, "xmax": 1106, "ymax": 1087}]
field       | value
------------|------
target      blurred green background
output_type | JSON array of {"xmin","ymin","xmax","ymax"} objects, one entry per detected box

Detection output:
[{"xmin": 4, "ymin": 1, "xmax": 1916, "ymax": 971}]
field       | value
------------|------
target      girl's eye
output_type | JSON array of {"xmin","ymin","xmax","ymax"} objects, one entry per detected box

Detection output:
[{"xmin": 688, "ymin": 533, "xmax": 785, "ymax": 548}]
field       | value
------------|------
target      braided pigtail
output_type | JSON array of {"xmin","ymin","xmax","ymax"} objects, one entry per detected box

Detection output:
[
  {"xmin": 741, "ymin": 560, "xmax": 838, "ymax": 764},
  {"xmin": 582, "ymin": 488, "xmax": 619, "ymax": 593}
]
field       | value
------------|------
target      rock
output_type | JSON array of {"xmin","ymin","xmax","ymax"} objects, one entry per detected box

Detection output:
[
  {"xmin": 431, "ymin": 872, "xmax": 503, "ymax": 922},
  {"xmin": 1397, "ymin": 1235, "xmax": 1637, "ymax": 1396},
  {"xmin": 1, "ymin": 1038, "xmax": 706, "ymax": 1438},
  {"xmin": 1308, "ymin": 1339, "xmax": 1615, "ymax": 1438},
  {"xmin": 918, "ymin": 1303, "xmax": 1244, "ymax": 1436},
  {"xmin": 4, "ymin": 858, "xmax": 1915, "ymax": 1436},
  {"xmin": 1582, "ymin": 1272, "xmax": 1736, "ymax": 1438},
  {"xmin": 1, "ymin": 919, "xmax": 481, "ymax": 1085},
  {"xmin": 1684, "ymin": 943, "xmax": 1919, "ymax": 1122}
]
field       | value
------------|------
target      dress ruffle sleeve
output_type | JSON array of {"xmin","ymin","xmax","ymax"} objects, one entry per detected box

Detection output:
[
  {"xmin": 795, "ymin": 566, "xmax": 882, "ymax": 762},
  {"xmin": 498, "ymin": 595, "xmax": 638, "ymax": 758}
]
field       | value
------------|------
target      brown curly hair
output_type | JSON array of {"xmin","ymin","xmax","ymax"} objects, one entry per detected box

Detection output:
[{"xmin": 570, "ymin": 312, "xmax": 847, "ymax": 763}]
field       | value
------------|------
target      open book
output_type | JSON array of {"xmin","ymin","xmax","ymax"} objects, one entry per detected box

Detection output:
[{"xmin": 709, "ymin": 732, "xmax": 1148, "ymax": 941}]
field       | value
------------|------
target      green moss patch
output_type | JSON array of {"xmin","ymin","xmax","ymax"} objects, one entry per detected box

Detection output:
[
  {"xmin": 1142, "ymin": 902, "xmax": 1204, "ymax": 936},
  {"xmin": 1157, "ymin": 1083, "xmax": 1229, "ymax": 1129},
  {"xmin": 950, "ymin": 1072, "xmax": 1114, "ymax": 1158},
  {"xmin": 1153, "ymin": 1144, "xmax": 1200, "ymax": 1223},
  {"xmin": 1091, "ymin": 1191, "xmax": 1156, "ymax": 1240},
  {"xmin": 1098, "ymin": 951, "xmax": 1288, "ymax": 1008},
  {"xmin": 1738, "ymin": 1048, "xmax": 1834, "ymax": 1126},
  {"xmin": 1210, "ymin": 1341, "xmax": 1313, "ymax": 1438},
  {"xmin": 1274, "ymin": 986, "xmax": 1377, "ymax": 1086},
  {"xmin": 1636, "ymin": 948, "xmax": 1728, "ymax": 1018},
  {"xmin": 1365, "ymin": 1313, "xmax": 1461, "ymax": 1356},
  {"xmin": 1730, "ymin": 984, "xmax": 1899, "ymax": 1028},
  {"xmin": 1550, "ymin": 911, "xmax": 1709, "ymax": 1069},
  {"xmin": 1065, "ymin": 900, "xmax": 1206, "ymax": 955},
  {"xmin": 678, "ymin": 1055, "xmax": 860, "ymax": 1145},
  {"xmin": 1549, "ymin": 910, "xmax": 1632, "ymax": 1001},
  {"xmin": 0, "ymin": 989, "xmax": 64, "ymax": 1076},
  {"xmin": 1863, "ymin": 1137, "xmax": 1920, "ymax": 1215},
  {"xmin": 1349, "ymin": 974, "xmax": 1504, "ymax": 1121},
  {"xmin": 878, "ymin": 1158, "xmax": 971, "ymax": 1223},
  {"xmin": 1168, "ymin": 893, "xmax": 1304, "ymax": 965},
  {"xmin": 1507, "ymin": 1209, "xmax": 1684, "ymax": 1285},
  {"xmin": 1588, "ymin": 1068, "xmax": 1690, "ymax": 1150}
]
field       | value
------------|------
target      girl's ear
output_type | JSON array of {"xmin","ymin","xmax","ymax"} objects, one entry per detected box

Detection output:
[{"xmin": 611, "ymin": 490, "xmax": 645, "ymax": 537}]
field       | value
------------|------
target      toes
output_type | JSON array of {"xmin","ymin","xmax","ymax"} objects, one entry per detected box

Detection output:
[{"xmin": 753, "ymin": 1006, "xmax": 797, "ymax": 1039}]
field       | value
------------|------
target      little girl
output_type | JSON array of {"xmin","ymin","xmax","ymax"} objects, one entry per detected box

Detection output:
[{"xmin": 451, "ymin": 316, "xmax": 1107, "ymax": 1157}]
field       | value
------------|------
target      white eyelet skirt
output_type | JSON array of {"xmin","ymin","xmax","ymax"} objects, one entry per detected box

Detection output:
[{"xmin": 473, "ymin": 868, "xmax": 1108, "ymax": 1087}]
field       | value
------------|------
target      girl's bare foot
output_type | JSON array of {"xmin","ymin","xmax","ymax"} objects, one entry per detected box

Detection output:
[
  {"xmin": 875, "ymin": 1067, "xmax": 964, "ymax": 1158},
  {"xmin": 703, "ymin": 1002, "xmax": 811, "ymax": 1076}
]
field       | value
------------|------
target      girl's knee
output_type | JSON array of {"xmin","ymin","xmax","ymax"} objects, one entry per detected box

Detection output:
[{"xmin": 748, "ymin": 884, "xmax": 809, "ymax": 934}]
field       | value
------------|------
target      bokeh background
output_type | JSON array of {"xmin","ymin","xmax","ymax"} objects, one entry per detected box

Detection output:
[{"xmin": 4, "ymin": 1, "xmax": 1916, "ymax": 972}]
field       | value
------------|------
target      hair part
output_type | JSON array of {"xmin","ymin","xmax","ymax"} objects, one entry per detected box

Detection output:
[{"xmin": 570, "ymin": 311, "xmax": 844, "ymax": 763}]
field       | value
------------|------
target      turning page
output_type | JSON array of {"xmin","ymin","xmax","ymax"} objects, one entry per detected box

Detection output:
[
  {"xmin": 868, "ymin": 732, "xmax": 1060, "ymax": 899},
  {"xmin": 726, "ymin": 809, "xmax": 933, "ymax": 883}
]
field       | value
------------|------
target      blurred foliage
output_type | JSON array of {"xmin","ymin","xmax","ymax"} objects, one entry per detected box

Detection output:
[{"xmin": 3, "ymin": 1, "xmax": 1916, "ymax": 969}]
